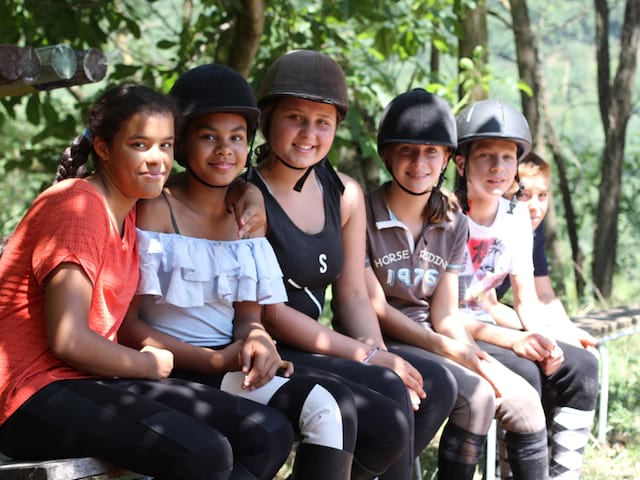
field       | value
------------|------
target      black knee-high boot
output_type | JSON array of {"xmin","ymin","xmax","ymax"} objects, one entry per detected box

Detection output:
[
  {"xmin": 505, "ymin": 428, "xmax": 549, "ymax": 480},
  {"xmin": 497, "ymin": 424, "xmax": 514, "ymax": 480},
  {"xmin": 350, "ymin": 456, "xmax": 382, "ymax": 480},
  {"xmin": 229, "ymin": 463, "xmax": 258, "ymax": 480},
  {"xmin": 437, "ymin": 421, "xmax": 487, "ymax": 480},
  {"xmin": 288, "ymin": 443, "xmax": 353, "ymax": 480}
]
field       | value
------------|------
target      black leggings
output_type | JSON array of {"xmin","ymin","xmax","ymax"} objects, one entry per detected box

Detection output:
[
  {"xmin": 0, "ymin": 378, "xmax": 294, "ymax": 480},
  {"xmin": 173, "ymin": 364, "xmax": 357, "ymax": 452},
  {"xmin": 386, "ymin": 343, "xmax": 458, "ymax": 449},
  {"xmin": 277, "ymin": 345, "xmax": 451, "ymax": 479},
  {"xmin": 476, "ymin": 341, "xmax": 599, "ymax": 411}
]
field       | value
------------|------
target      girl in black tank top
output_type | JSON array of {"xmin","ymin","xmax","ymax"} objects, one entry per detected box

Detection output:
[
  {"xmin": 252, "ymin": 49, "xmax": 457, "ymax": 479},
  {"xmin": 253, "ymin": 163, "xmax": 343, "ymax": 320}
]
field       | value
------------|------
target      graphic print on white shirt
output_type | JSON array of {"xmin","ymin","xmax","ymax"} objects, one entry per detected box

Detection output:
[{"xmin": 458, "ymin": 198, "xmax": 534, "ymax": 322}]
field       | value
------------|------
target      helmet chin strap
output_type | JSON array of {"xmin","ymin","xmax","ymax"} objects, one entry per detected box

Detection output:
[
  {"xmin": 391, "ymin": 168, "xmax": 446, "ymax": 197},
  {"xmin": 274, "ymin": 154, "xmax": 319, "ymax": 193},
  {"xmin": 272, "ymin": 152, "xmax": 345, "ymax": 194},
  {"xmin": 187, "ymin": 135, "xmax": 256, "ymax": 189},
  {"xmin": 392, "ymin": 173, "xmax": 432, "ymax": 196},
  {"xmin": 186, "ymin": 165, "xmax": 227, "ymax": 189},
  {"xmin": 507, "ymin": 174, "xmax": 523, "ymax": 214}
]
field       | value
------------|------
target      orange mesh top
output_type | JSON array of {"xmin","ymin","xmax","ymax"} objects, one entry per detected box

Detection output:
[{"xmin": 0, "ymin": 179, "xmax": 138, "ymax": 425}]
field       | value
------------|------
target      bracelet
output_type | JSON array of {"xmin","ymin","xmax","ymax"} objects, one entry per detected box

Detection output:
[{"xmin": 362, "ymin": 345, "xmax": 380, "ymax": 364}]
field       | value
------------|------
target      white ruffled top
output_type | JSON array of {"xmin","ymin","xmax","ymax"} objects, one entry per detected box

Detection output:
[{"xmin": 135, "ymin": 228, "xmax": 288, "ymax": 347}]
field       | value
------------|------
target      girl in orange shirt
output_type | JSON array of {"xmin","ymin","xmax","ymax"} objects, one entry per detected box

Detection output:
[{"xmin": 0, "ymin": 84, "xmax": 293, "ymax": 480}]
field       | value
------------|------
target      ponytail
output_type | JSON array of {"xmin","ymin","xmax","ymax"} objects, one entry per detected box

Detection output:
[
  {"xmin": 424, "ymin": 172, "xmax": 454, "ymax": 223},
  {"xmin": 454, "ymin": 172, "xmax": 470, "ymax": 214},
  {"xmin": 54, "ymin": 130, "xmax": 93, "ymax": 184}
]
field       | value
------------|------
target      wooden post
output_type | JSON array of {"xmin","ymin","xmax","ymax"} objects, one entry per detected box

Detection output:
[
  {"xmin": 0, "ymin": 44, "xmax": 22, "ymax": 82},
  {"xmin": 19, "ymin": 46, "xmax": 41, "ymax": 83},
  {"xmin": 33, "ymin": 44, "xmax": 77, "ymax": 82},
  {"xmin": 0, "ymin": 45, "xmax": 107, "ymax": 98},
  {"xmin": 62, "ymin": 48, "xmax": 108, "ymax": 86},
  {"xmin": 0, "ymin": 45, "xmax": 40, "ymax": 84}
]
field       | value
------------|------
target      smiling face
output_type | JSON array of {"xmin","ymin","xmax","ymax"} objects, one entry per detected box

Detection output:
[
  {"xmin": 456, "ymin": 138, "xmax": 518, "ymax": 201},
  {"xmin": 183, "ymin": 112, "xmax": 248, "ymax": 187},
  {"xmin": 268, "ymin": 97, "xmax": 338, "ymax": 168},
  {"xmin": 518, "ymin": 173, "xmax": 550, "ymax": 230},
  {"xmin": 93, "ymin": 111, "xmax": 174, "ymax": 200},
  {"xmin": 384, "ymin": 143, "xmax": 449, "ymax": 194}
]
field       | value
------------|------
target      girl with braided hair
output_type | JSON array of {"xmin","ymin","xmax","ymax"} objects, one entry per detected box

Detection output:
[
  {"xmin": 0, "ymin": 83, "xmax": 294, "ymax": 480},
  {"xmin": 365, "ymin": 89, "xmax": 552, "ymax": 479}
]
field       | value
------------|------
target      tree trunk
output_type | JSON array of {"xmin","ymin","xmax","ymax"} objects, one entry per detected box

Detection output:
[
  {"xmin": 543, "ymin": 111, "xmax": 586, "ymax": 298},
  {"xmin": 508, "ymin": 0, "xmax": 583, "ymax": 297},
  {"xmin": 227, "ymin": 0, "xmax": 265, "ymax": 76},
  {"xmin": 456, "ymin": 0, "xmax": 488, "ymax": 102},
  {"xmin": 214, "ymin": 0, "xmax": 265, "ymax": 77},
  {"xmin": 430, "ymin": 40, "xmax": 440, "ymax": 77},
  {"xmin": 592, "ymin": 0, "xmax": 640, "ymax": 299},
  {"xmin": 508, "ymin": 0, "xmax": 541, "ymax": 145}
]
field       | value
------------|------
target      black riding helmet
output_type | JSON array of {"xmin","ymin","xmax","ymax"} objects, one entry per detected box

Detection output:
[
  {"xmin": 256, "ymin": 50, "xmax": 349, "ymax": 192},
  {"xmin": 377, "ymin": 88, "xmax": 457, "ymax": 196},
  {"xmin": 377, "ymin": 88, "xmax": 457, "ymax": 156},
  {"xmin": 456, "ymin": 99, "xmax": 531, "ymax": 161},
  {"xmin": 170, "ymin": 64, "xmax": 260, "ymax": 167}
]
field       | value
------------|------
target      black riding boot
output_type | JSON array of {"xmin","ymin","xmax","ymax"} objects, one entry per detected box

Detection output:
[
  {"xmin": 437, "ymin": 421, "xmax": 487, "ymax": 479},
  {"xmin": 505, "ymin": 428, "xmax": 550, "ymax": 480},
  {"xmin": 350, "ymin": 456, "xmax": 382, "ymax": 480},
  {"xmin": 228, "ymin": 463, "xmax": 258, "ymax": 480},
  {"xmin": 288, "ymin": 443, "xmax": 353, "ymax": 480}
]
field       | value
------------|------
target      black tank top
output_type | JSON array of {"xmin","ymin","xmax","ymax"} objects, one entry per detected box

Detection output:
[{"xmin": 253, "ymin": 163, "xmax": 344, "ymax": 320}]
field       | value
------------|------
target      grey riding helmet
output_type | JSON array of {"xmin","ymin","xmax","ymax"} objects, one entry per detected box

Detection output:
[
  {"xmin": 377, "ymin": 88, "xmax": 457, "ymax": 160},
  {"xmin": 170, "ymin": 64, "xmax": 260, "ymax": 165},
  {"xmin": 456, "ymin": 99, "xmax": 531, "ymax": 161}
]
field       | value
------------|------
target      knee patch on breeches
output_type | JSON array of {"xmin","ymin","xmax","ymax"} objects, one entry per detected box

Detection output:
[
  {"xmin": 497, "ymin": 379, "xmax": 546, "ymax": 433},
  {"xmin": 299, "ymin": 384, "xmax": 344, "ymax": 450}
]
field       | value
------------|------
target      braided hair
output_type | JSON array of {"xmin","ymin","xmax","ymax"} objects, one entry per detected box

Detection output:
[
  {"xmin": 453, "ymin": 144, "xmax": 471, "ymax": 214},
  {"xmin": 424, "ymin": 168, "xmax": 457, "ymax": 223},
  {"xmin": 54, "ymin": 84, "xmax": 180, "ymax": 184}
]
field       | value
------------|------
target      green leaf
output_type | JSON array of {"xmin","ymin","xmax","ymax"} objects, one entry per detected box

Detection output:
[
  {"xmin": 110, "ymin": 64, "xmax": 140, "ymax": 81},
  {"xmin": 25, "ymin": 94, "xmax": 40, "ymax": 125},
  {"xmin": 517, "ymin": 79, "xmax": 533, "ymax": 97},
  {"xmin": 42, "ymin": 100, "xmax": 58, "ymax": 124},
  {"xmin": 124, "ymin": 17, "xmax": 142, "ymax": 38},
  {"xmin": 157, "ymin": 39, "xmax": 175, "ymax": 49},
  {"xmin": 459, "ymin": 57, "xmax": 475, "ymax": 71}
]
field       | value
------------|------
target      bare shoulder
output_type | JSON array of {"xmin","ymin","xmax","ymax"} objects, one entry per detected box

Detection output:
[
  {"xmin": 337, "ymin": 172, "xmax": 364, "ymax": 209},
  {"xmin": 136, "ymin": 189, "xmax": 173, "ymax": 232}
]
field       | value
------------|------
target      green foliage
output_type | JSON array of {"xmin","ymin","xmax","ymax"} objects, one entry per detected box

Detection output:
[{"xmin": 1, "ymin": 0, "xmax": 639, "ymax": 304}]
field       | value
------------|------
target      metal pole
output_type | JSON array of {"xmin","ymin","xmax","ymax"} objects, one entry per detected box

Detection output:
[
  {"xmin": 485, "ymin": 418, "xmax": 497, "ymax": 479},
  {"xmin": 597, "ymin": 345, "xmax": 609, "ymax": 444}
]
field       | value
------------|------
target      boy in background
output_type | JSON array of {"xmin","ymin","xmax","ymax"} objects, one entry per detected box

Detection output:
[{"xmin": 494, "ymin": 152, "xmax": 597, "ymax": 351}]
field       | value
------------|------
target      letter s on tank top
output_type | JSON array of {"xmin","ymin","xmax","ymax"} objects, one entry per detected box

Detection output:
[{"xmin": 252, "ymin": 166, "xmax": 343, "ymax": 320}]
